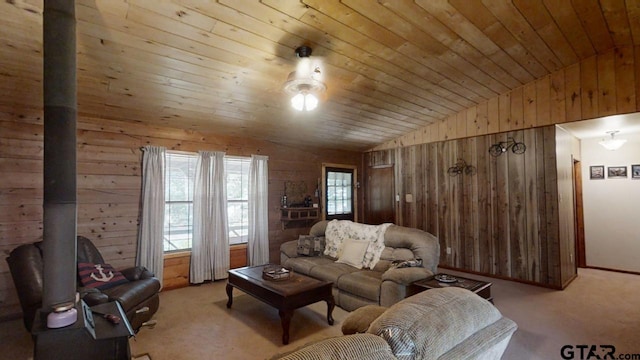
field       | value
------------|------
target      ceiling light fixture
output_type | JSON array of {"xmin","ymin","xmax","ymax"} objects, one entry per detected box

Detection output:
[
  {"xmin": 283, "ymin": 46, "xmax": 326, "ymax": 112},
  {"xmin": 599, "ymin": 131, "xmax": 627, "ymax": 151}
]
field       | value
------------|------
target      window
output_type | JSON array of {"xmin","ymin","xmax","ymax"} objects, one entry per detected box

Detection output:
[
  {"xmin": 324, "ymin": 165, "xmax": 356, "ymax": 221},
  {"xmin": 164, "ymin": 153, "xmax": 196, "ymax": 252},
  {"xmin": 226, "ymin": 157, "xmax": 250, "ymax": 245},
  {"xmin": 163, "ymin": 152, "xmax": 250, "ymax": 252}
]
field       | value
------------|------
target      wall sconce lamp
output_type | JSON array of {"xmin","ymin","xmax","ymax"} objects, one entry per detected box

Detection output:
[{"xmin": 598, "ymin": 131, "xmax": 627, "ymax": 151}]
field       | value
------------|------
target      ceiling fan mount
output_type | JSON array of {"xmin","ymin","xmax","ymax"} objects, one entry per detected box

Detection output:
[{"xmin": 295, "ymin": 45, "xmax": 313, "ymax": 58}]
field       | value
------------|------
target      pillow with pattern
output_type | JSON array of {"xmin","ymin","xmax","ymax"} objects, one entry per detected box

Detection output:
[
  {"xmin": 296, "ymin": 235, "xmax": 326, "ymax": 256},
  {"xmin": 78, "ymin": 262, "xmax": 128, "ymax": 290}
]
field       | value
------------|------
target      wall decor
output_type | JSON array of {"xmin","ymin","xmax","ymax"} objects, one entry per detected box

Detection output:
[
  {"xmin": 447, "ymin": 159, "xmax": 476, "ymax": 177},
  {"xmin": 590, "ymin": 165, "xmax": 605, "ymax": 179},
  {"xmin": 488, "ymin": 137, "xmax": 526, "ymax": 157},
  {"xmin": 607, "ymin": 166, "xmax": 627, "ymax": 178},
  {"xmin": 632, "ymin": 165, "xmax": 640, "ymax": 179}
]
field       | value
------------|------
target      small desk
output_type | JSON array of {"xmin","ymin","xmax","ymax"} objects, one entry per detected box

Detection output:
[{"xmin": 410, "ymin": 273, "xmax": 493, "ymax": 303}]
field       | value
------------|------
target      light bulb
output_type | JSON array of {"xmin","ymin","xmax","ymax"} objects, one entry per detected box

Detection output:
[
  {"xmin": 291, "ymin": 93, "xmax": 305, "ymax": 111},
  {"xmin": 305, "ymin": 93, "xmax": 318, "ymax": 111}
]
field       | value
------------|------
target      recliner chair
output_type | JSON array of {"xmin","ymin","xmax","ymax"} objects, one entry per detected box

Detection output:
[{"xmin": 6, "ymin": 236, "xmax": 160, "ymax": 332}]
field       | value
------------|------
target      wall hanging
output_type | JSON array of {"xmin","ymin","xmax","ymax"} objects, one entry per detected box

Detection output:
[
  {"xmin": 488, "ymin": 137, "xmax": 526, "ymax": 157},
  {"xmin": 447, "ymin": 159, "xmax": 476, "ymax": 177}
]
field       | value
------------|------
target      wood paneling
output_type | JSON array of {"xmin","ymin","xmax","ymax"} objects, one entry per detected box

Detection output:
[
  {"xmin": 163, "ymin": 245, "xmax": 247, "ymax": 291},
  {"xmin": 2, "ymin": 1, "xmax": 639, "ymax": 152},
  {"xmin": 374, "ymin": 46, "xmax": 640, "ymax": 151},
  {"xmin": 366, "ymin": 126, "xmax": 568, "ymax": 288},
  {"xmin": 163, "ymin": 252, "xmax": 190, "ymax": 291},
  {"xmin": 0, "ymin": 111, "xmax": 361, "ymax": 319}
]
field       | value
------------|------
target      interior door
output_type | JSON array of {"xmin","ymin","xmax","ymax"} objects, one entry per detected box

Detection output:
[{"xmin": 365, "ymin": 165, "xmax": 395, "ymax": 224}]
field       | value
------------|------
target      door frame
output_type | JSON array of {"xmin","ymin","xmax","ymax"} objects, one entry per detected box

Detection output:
[{"xmin": 573, "ymin": 159, "xmax": 586, "ymax": 268}]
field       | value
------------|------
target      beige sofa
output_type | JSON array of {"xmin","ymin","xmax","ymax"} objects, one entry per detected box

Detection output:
[
  {"xmin": 275, "ymin": 287, "xmax": 517, "ymax": 360},
  {"xmin": 280, "ymin": 220, "xmax": 439, "ymax": 311}
]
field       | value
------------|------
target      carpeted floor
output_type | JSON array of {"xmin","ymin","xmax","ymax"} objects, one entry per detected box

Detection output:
[{"xmin": 1, "ymin": 268, "xmax": 639, "ymax": 359}]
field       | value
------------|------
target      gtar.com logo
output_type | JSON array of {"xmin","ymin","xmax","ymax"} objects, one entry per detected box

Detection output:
[{"xmin": 560, "ymin": 345, "xmax": 616, "ymax": 360}]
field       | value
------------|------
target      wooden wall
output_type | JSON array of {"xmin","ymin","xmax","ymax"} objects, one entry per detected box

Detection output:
[
  {"xmin": 366, "ymin": 126, "xmax": 573, "ymax": 288},
  {"xmin": 373, "ymin": 46, "xmax": 640, "ymax": 150},
  {"xmin": 364, "ymin": 45, "xmax": 640, "ymax": 288},
  {"xmin": 0, "ymin": 109, "xmax": 362, "ymax": 320}
]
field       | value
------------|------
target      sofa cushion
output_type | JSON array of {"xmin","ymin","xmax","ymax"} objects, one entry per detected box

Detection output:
[
  {"xmin": 367, "ymin": 287, "xmax": 502, "ymax": 360},
  {"xmin": 336, "ymin": 239, "xmax": 369, "ymax": 269},
  {"xmin": 309, "ymin": 263, "xmax": 359, "ymax": 284},
  {"xmin": 296, "ymin": 235, "xmax": 326, "ymax": 256},
  {"xmin": 283, "ymin": 256, "xmax": 334, "ymax": 276},
  {"xmin": 337, "ymin": 270, "xmax": 383, "ymax": 301}
]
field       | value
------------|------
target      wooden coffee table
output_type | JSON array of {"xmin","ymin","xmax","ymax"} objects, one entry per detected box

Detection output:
[
  {"xmin": 226, "ymin": 265, "xmax": 335, "ymax": 344},
  {"xmin": 409, "ymin": 273, "xmax": 493, "ymax": 303}
]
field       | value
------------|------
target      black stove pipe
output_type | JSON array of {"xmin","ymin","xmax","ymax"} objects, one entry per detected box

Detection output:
[{"xmin": 42, "ymin": 0, "xmax": 77, "ymax": 313}]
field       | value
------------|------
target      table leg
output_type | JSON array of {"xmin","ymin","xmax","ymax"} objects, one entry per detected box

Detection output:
[
  {"xmin": 326, "ymin": 297, "xmax": 335, "ymax": 325},
  {"xmin": 279, "ymin": 309, "xmax": 293, "ymax": 345},
  {"xmin": 226, "ymin": 283, "xmax": 233, "ymax": 308}
]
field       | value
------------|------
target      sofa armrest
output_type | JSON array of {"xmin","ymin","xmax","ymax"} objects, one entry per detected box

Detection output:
[
  {"xmin": 80, "ymin": 288, "xmax": 109, "ymax": 306},
  {"xmin": 280, "ymin": 240, "xmax": 299, "ymax": 260},
  {"xmin": 381, "ymin": 266, "xmax": 433, "ymax": 286},
  {"xmin": 120, "ymin": 266, "xmax": 155, "ymax": 281},
  {"xmin": 272, "ymin": 334, "xmax": 395, "ymax": 360}
]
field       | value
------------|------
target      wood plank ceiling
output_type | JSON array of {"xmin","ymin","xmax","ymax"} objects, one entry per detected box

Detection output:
[{"xmin": 1, "ymin": 0, "xmax": 639, "ymax": 151}]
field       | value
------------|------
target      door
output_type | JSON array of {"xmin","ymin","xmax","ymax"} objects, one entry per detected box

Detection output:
[
  {"xmin": 365, "ymin": 165, "xmax": 395, "ymax": 224},
  {"xmin": 325, "ymin": 167, "xmax": 355, "ymax": 221}
]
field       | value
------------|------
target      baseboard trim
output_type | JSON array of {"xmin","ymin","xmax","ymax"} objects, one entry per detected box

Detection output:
[{"xmin": 583, "ymin": 265, "xmax": 640, "ymax": 276}]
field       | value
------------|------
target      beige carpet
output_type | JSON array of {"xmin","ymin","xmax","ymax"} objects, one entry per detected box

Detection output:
[
  {"xmin": 2, "ymin": 268, "xmax": 639, "ymax": 359},
  {"xmin": 129, "ymin": 281, "xmax": 348, "ymax": 360}
]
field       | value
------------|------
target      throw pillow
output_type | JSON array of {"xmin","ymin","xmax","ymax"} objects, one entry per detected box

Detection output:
[
  {"xmin": 336, "ymin": 238, "xmax": 369, "ymax": 269},
  {"xmin": 78, "ymin": 262, "xmax": 129, "ymax": 290},
  {"xmin": 296, "ymin": 235, "xmax": 325, "ymax": 256}
]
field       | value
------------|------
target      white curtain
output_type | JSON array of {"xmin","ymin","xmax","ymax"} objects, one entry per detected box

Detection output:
[
  {"xmin": 137, "ymin": 145, "xmax": 166, "ymax": 288},
  {"xmin": 248, "ymin": 155, "xmax": 269, "ymax": 266},
  {"xmin": 190, "ymin": 151, "xmax": 229, "ymax": 283}
]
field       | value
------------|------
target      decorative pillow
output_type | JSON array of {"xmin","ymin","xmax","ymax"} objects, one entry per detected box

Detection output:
[
  {"xmin": 78, "ymin": 262, "xmax": 128, "ymax": 290},
  {"xmin": 296, "ymin": 235, "xmax": 325, "ymax": 256},
  {"xmin": 336, "ymin": 239, "xmax": 369, "ymax": 269}
]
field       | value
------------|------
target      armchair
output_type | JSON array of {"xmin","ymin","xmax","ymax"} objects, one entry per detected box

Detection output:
[{"xmin": 6, "ymin": 236, "xmax": 160, "ymax": 332}]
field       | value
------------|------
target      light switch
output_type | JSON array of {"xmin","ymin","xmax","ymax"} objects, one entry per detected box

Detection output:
[{"xmin": 405, "ymin": 194, "xmax": 413, "ymax": 203}]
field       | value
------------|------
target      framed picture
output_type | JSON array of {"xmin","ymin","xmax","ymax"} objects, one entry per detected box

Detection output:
[
  {"xmin": 632, "ymin": 165, "xmax": 640, "ymax": 179},
  {"xmin": 607, "ymin": 166, "xmax": 627, "ymax": 178},
  {"xmin": 590, "ymin": 165, "xmax": 604, "ymax": 179}
]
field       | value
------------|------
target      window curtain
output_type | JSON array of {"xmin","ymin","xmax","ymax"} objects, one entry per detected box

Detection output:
[
  {"xmin": 190, "ymin": 151, "xmax": 229, "ymax": 283},
  {"xmin": 248, "ymin": 155, "xmax": 269, "ymax": 266},
  {"xmin": 137, "ymin": 145, "xmax": 166, "ymax": 288}
]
